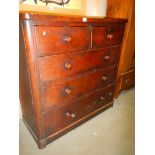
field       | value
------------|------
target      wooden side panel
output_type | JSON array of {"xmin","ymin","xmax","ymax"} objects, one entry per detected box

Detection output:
[
  {"xmin": 122, "ymin": 3, "xmax": 135, "ymax": 73},
  {"xmin": 20, "ymin": 20, "xmax": 46, "ymax": 148},
  {"xmin": 107, "ymin": 0, "xmax": 132, "ymax": 18},
  {"xmin": 19, "ymin": 21, "xmax": 36, "ymax": 134},
  {"xmin": 107, "ymin": 0, "xmax": 135, "ymax": 97}
]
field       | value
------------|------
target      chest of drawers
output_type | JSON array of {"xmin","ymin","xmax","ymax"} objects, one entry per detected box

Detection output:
[{"xmin": 19, "ymin": 13, "xmax": 127, "ymax": 148}]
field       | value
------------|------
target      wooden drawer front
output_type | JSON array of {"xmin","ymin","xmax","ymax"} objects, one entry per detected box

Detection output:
[
  {"xmin": 121, "ymin": 70, "xmax": 135, "ymax": 90},
  {"xmin": 39, "ymin": 46, "xmax": 120, "ymax": 83},
  {"xmin": 42, "ymin": 66, "xmax": 117, "ymax": 110},
  {"xmin": 44, "ymin": 84, "xmax": 114, "ymax": 136},
  {"xmin": 35, "ymin": 26, "xmax": 90, "ymax": 56},
  {"xmin": 92, "ymin": 26, "xmax": 125, "ymax": 48}
]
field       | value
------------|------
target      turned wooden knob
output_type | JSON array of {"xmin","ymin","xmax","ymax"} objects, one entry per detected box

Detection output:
[
  {"xmin": 64, "ymin": 88, "xmax": 71, "ymax": 95},
  {"xmin": 66, "ymin": 112, "xmax": 70, "ymax": 117},
  {"xmin": 71, "ymin": 113, "xmax": 76, "ymax": 118},
  {"xmin": 126, "ymin": 79, "xmax": 130, "ymax": 84},
  {"xmin": 109, "ymin": 92, "xmax": 113, "ymax": 96},
  {"xmin": 65, "ymin": 112, "xmax": 76, "ymax": 118},
  {"xmin": 100, "ymin": 96, "xmax": 105, "ymax": 101},
  {"xmin": 42, "ymin": 31, "xmax": 46, "ymax": 36},
  {"xmin": 107, "ymin": 33, "xmax": 114, "ymax": 40},
  {"xmin": 64, "ymin": 62, "xmax": 72, "ymax": 69},
  {"xmin": 65, "ymin": 35, "xmax": 72, "ymax": 43},
  {"xmin": 104, "ymin": 55, "xmax": 110, "ymax": 60},
  {"xmin": 101, "ymin": 76, "xmax": 107, "ymax": 81}
]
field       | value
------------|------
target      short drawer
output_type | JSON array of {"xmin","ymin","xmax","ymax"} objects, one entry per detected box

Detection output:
[
  {"xmin": 44, "ymin": 84, "xmax": 114, "ymax": 136},
  {"xmin": 38, "ymin": 46, "xmax": 120, "ymax": 83},
  {"xmin": 121, "ymin": 70, "xmax": 135, "ymax": 90},
  {"xmin": 92, "ymin": 26, "xmax": 125, "ymax": 48},
  {"xmin": 42, "ymin": 66, "xmax": 117, "ymax": 110},
  {"xmin": 35, "ymin": 26, "xmax": 90, "ymax": 56}
]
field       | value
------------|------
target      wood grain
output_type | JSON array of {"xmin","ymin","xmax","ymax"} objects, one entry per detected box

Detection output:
[
  {"xmin": 107, "ymin": 0, "xmax": 135, "ymax": 97},
  {"xmin": 44, "ymin": 84, "xmax": 115, "ymax": 136},
  {"xmin": 42, "ymin": 66, "xmax": 117, "ymax": 110},
  {"xmin": 92, "ymin": 26, "xmax": 125, "ymax": 48},
  {"xmin": 35, "ymin": 26, "xmax": 90, "ymax": 56},
  {"xmin": 19, "ymin": 12, "xmax": 127, "ymax": 148},
  {"xmin": 38, "ymin": 46, "xmax": 120, "ymax": 83}
]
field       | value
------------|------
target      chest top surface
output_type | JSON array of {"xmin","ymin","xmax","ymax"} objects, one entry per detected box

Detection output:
[{"xmin": 20, "ymin": 12, "xmax": 128, "ymax": 24}]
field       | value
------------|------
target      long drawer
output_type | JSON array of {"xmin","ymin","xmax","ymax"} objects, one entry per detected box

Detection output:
[
  {"xmin": 41, "ymin": 66, "xmax": 117, "ymax": 110},
  {"xmin": 44, "ymin": 84, "xmax": 114, "ymax": 137},
  {"xmin": 38, "ymin": 46, "xmax": 120, "ymax": 83},
  {"xmin": 92, "ymin": 26, "xmax": 125, "ymax": 48},
  {"xmin": 35, "ymin": 26, "xmax": 90, "ymax": 56}
]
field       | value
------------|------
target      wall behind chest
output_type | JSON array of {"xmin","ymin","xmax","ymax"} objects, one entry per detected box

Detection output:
[{"xmin": 19, "ymin": 0, "xmax": 107, "ymax": 17}]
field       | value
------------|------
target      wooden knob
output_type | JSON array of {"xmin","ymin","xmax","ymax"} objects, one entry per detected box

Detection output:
[
  {"xmin": 65, "ymin": 112, "xmax": 70, "ymax": 117},
  {"xmin": 65, "ymin": 112, "xmax": 76, "ymax": 118},
  {"xmin": 65, "ymin": 35, "xmax": 72, "ymax": 43},
  {"xmin": 64, "ymin": 88, "xmax": 71, "ymax": 95},
  {"xmin": 107, "ymin": 33, "xmax": 114, "ymax": 40},
  {"xmin": 42, "ymin": 31, "xmax": 46, "ymax": 36},
  {"xmin": 109, "ymin": 92, "xmax": 113, "ymax": 96},
  {"xmin": 64, "ymin": 62, "xmax": 72, "ymax": 69},
  {"xmin": 126, "ymin": 79, "xmax": 130, "ymax": 84},
  {"xmin": 71, "ymin": 113, "xmax": 76, "ymax": 118},
  {"xmin": 100, "ymin": 96, "xmax": 105, "ymax": 101},
  {"xmin": 104, "ymin": 55, "xmax": 110, "ymax": 60},
  {"xmin": 101, "ymin": 76, "xmax": 107, "ymax": 81}
]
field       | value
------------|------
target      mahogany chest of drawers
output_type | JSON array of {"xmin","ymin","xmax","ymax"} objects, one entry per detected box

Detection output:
[{"xmin": 19, "ymin": 13, "xmax": 127, "ymax": 148}]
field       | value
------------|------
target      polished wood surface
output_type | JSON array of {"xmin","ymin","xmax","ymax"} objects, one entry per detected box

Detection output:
[
  {"xmin": 38, "ymin": 46, "xmax": 120, "ymax": 83},
  {"xmin": 35, "ymin": 26, "xmax": 90, "ymax": 56},
  {"xmin": 20, "ymin": 12, "xmax": 127, "ymax": 23},
  {"xmin": 42, "ymin": 66, "xmax": 117, "ymax": 111},
  {"xmin": 107, "ymin": 0, "xmax": 135, "ymax": 96},
  {"xmin": 20, "ymin": 20, "xmax": 46, "ymax": 147},
  {"xmin": 92, "ymin": 26, "xmax": 125, "ymax": 48},
  {"xmin": 121, "ymin": 70, "xmax": 135, "ymax": 90},
  {"xmin": 45, "ymin": 84, "xmax": 114, "ymax": 136},
  {"xmin": 19, "ymin": 21, "xmax": 36, "ymax": 134},
  {"xmin": 19, "ymin": 12, "xmax": 127, "ymax": 148}
]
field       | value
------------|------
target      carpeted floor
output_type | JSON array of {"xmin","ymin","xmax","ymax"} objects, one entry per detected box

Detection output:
[{"xmin": 19, "ymin": 88, "xmax": 135, "ymax": 155}]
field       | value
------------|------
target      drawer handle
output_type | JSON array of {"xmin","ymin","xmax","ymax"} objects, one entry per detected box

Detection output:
[
  {"xmin": 64, "ymin": 88, "xmax": 72, "ymax": 95},
  {"xmin": 42, "ymin": 31, "xmax": 46, "ymax": 36},
  {"xmin": 66, "ymin": 112, "xmax": 76, "ymax": 118},
  {"xmin": 109, "ymin": 92, "xmax": 113, "ymax": 96},
  {"xmin": 64, "ymin": 62, "xmax": 72, "ymax": 69},
  {"xmin": 64, "ymin": 35, "xmax": 72, "ymax": 43},
  {"xmin": 101, "ymin": 76, "xmax": 107, "ymax": 81},
  {"xmin": 100, "ymin": 96, "xmax": 105, "ymax": 101},
  {"xmin": 107, "ymin": 33, "xmax": 114, "ymax": 40},
  {"xmin": 98, "ymin": 96, "xmax": 105, "ymax": 104},
  {"xmin": 126, "ymin": 79, "xmax": 130, "ymax": 84},
  {"xmin": 104, "ymin": 54, "xmax": 110, "ymax": 60}
]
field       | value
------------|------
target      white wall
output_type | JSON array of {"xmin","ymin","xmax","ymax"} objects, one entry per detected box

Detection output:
[{"xmin": 19, "ymin": 103, "xmax": 22, "ymax": 119}]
